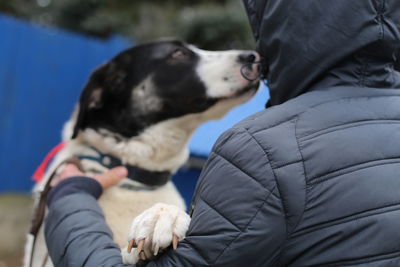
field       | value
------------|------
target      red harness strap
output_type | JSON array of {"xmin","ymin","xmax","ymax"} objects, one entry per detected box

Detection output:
[{"xmin": 32, "ymin": 142, "xmax": 66, "ymax": 182}]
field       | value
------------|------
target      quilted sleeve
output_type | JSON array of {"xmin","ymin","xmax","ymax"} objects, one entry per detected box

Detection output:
[
  {"xmin": 147, "ymin": 127, "xmax": 287, "ymax": 267},
  {"xmin": 45, "ymin": 193, "xmax": 131, "ymax": 267}
]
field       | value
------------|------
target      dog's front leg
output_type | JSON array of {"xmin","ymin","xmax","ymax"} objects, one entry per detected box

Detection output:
[{"xmin": 121, "ymin": 203, "xmax": 190, "ymax": 264}]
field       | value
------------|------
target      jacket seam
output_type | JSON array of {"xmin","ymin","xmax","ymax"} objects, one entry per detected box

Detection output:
[
  {"xmin": 273, "ymin": 118, "xmax": 307, "ymax": 265},
  {"xmin": 321, "ymin": 249, "xmax": 400, "ymax": 267},
  {"xmin": 213, "ymin": 186, "xmax": 278, "ymax": 265},
  {"xmin": 242, "ymin": 128, "xmax": 289, "ymax": 234},
  {"xmin": 199, "ymin": 195, "xmax": 241, "ymax": 231},
  {"xmin": 250, "ymin": 95, "xmax": 400, "ymax": 136},
  {"xmin": 213, "ymin": 130, "xmax": 237, "ymax": 154},
  {"xmin": 289, "ymin": 117, "xmax": 308, "ymax": 237},
  {"xmin": 292, "ymin": 201, "xmax": 400, "ymax": 237},
  {"xmin": 179, "ymin": 240, "xmax": 212, "ymax": 267},
  {"xmin": 212, "ymin": 151, "xmax": 278, "ymax": 198},
  {"xmin": 213, "ymin": 128, "xmax": 283, "ymax": 264},
  {"xmin": 274, "ymin": 160, "xmax": 303, "ymax": 170},
  {"xmin": 274, "ymin": 117, "xmax": 308, "ymax": 267},
  {"xmin": 190, "ymin": 153, "xmax": 218, "ymax": 213},
  {"xmin": 307, "ymin": 156, "xmax": 400, "ymax": 186},
  {"xmin": 295, "ymin": 95, "xmax": 400, "ymax": 138},
  {"xmin": 299, "ymin": 119, "xmax": 400, "ymax": 141},
  {"xmin": 309, "ymin": 157, "xmax": 400, "ymax": 185}
]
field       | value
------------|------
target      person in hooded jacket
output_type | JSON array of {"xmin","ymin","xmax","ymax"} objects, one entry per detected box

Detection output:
[{"xmin": 44, "ymin": 0, "xmax": 400, "ymax": 266}]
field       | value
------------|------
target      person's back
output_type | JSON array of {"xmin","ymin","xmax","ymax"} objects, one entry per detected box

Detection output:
[
  {"xmin": 190, "ymin": 0, "xmax": 400, "ymax": 265},
  {"xmin": 187, "ymin": 0, "xmax": 400, "ymax": 265},
  {"xmin": 202, "ymin": 85, "xmax": 400, "ymax": 266}
]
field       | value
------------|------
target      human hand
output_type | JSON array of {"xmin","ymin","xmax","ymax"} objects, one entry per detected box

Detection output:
[{"xmin": 52, "ymin": 163, "xmax": 128, "ymax": 190}]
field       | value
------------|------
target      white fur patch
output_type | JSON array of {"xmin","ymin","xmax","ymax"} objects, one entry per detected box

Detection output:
[
  {"xmin": 192, "ymin": 46, "xmax": 256, "ymax": 98},
  {"xmin": 131, "ymin": 76, "xmax": 162, "ymax": 113}
]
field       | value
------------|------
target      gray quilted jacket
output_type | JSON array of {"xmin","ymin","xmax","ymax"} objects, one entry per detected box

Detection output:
[{"xmin": 45, "ymin": 0, "xmax": 400, "ymax": 266}]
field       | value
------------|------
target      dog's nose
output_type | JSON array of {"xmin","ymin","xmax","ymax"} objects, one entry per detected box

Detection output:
[
  {"xmin": 239, "ymin": 51, "xmax": 261, "ymax": 81},
  {"xmin": 238, "ymin": 52, "xmax": 258, "ymax": 64}
]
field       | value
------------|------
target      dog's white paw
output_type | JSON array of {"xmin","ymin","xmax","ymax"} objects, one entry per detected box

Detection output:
[
  {"xmin": 122, "ymin": 203, "xmax": 190, "ymax": 264},
  {"xmin": 121, "ymin": 246, "xmax": 139, "ymax": 265}
]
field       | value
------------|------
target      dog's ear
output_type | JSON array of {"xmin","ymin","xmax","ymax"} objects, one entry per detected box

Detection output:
[
  {"xmin": 71, "ymin": 64, "xmax": 108, "ymax": 139},
  {"xmin": 71, "ymin": 55, "xmax": 130, "ymax": 139},
  {"xmin": 72, "ymin": 61, "xmax": 129, "ymax": 139}
]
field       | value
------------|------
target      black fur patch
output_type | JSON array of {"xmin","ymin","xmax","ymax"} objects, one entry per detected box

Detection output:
[{"xmin": 72, "ymin": 40, "xmax": 219, "ymax": 138}]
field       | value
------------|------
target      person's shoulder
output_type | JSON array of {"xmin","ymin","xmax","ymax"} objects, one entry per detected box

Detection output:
[
  {"xmin": 232, "ymin": 85, "xmax": 399, "ymax": 135},
  {"xmin": 225, "ymin": 97, "xmax": 309, "ymax": 138},
  {"xmin": 213, "ymin": 85, "xmax": 400, "ymax": 158}
]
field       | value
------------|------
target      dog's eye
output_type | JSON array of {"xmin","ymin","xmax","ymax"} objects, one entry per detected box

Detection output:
[{"xmin": 170, "ymin": 49, "xmax": 187, "ymax": 60}]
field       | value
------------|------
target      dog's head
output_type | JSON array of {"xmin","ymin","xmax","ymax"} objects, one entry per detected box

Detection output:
[{"xmin": 72, "ymin": 40, "xmax": 260, "ymax": 139}]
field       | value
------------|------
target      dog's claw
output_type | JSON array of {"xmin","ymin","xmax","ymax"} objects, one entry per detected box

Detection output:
[
  {"xmin": 139, "ymin": 251, "xmax": 147, "ymax": 261},
  {"xmin": 127, "ymin": 239, "xmax": 135, "ymax": 253},
  {"xmin": 127, "ymin": 203, "xmax": 191, "ymax": 261},
  {"xmin": 172, "ymin": 234, "xmax": 179, "ymax": 250},
  {"xmin": 137, "ymin": 239, "xmax": 145, "ymax": 253},
  {"xmin": 153, "ymin": 243, "xmax": 160, "ymax": 256}
]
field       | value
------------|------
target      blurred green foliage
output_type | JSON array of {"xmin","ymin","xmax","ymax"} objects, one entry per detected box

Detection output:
[{"xmin": 0, "ymin": 0, "xmax": 255, "ymax": 50}]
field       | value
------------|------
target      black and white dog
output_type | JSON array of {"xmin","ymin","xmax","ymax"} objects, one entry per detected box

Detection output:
[{"xmin": 25, "ymin": 40, "xmax": 260, "ymax": 266}]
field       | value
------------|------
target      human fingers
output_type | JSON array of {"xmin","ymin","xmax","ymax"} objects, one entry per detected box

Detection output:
[
  {"xmin": 94, "ymin": 166, "xmax": 128, "ymax": 189},
  {"xmin": 52, "ymin": 163, "xmax": 84, "ymax": 186}
]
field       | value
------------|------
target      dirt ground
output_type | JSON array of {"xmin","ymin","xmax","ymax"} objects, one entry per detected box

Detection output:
[{"xmin": 0, "ymin": 194, "xmax": 33, "ymax": 267}]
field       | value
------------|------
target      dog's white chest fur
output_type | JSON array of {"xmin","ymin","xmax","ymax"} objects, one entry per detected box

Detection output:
[{"xmin": 99, "ymin": 181, "xmax": 185, "ymax": 247}]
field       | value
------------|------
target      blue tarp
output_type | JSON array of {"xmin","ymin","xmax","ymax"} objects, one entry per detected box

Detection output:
[
  {"xmin": 190, "ymin": 86, "xmax": 269, "ymax": 156},
  {"xmin": 0, "ymin": 14, "xmax": 130, "ymax": 192},
  {"xmin": 0, "ymin": 14, "xmax": 270, "ymax": 204}
]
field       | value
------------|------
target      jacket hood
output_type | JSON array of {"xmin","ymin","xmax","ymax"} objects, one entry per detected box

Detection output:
[{"xmin": 243, "ymin": 0, "xmax": 400, "ymax": 106}]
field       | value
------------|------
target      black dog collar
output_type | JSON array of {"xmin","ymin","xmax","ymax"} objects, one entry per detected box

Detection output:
[{"xmin": 77, "ymin": 147, "xmax": 171, "ymax": 187}]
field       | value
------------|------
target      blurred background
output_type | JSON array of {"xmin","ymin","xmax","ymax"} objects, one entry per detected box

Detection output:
[
  {"xmin": 0, "ymin": 0, "xmax": 269, "ymax": 265},
  {"xmin": 0, "ymin": 0, "xmax": 255, "ymax": 49}
]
